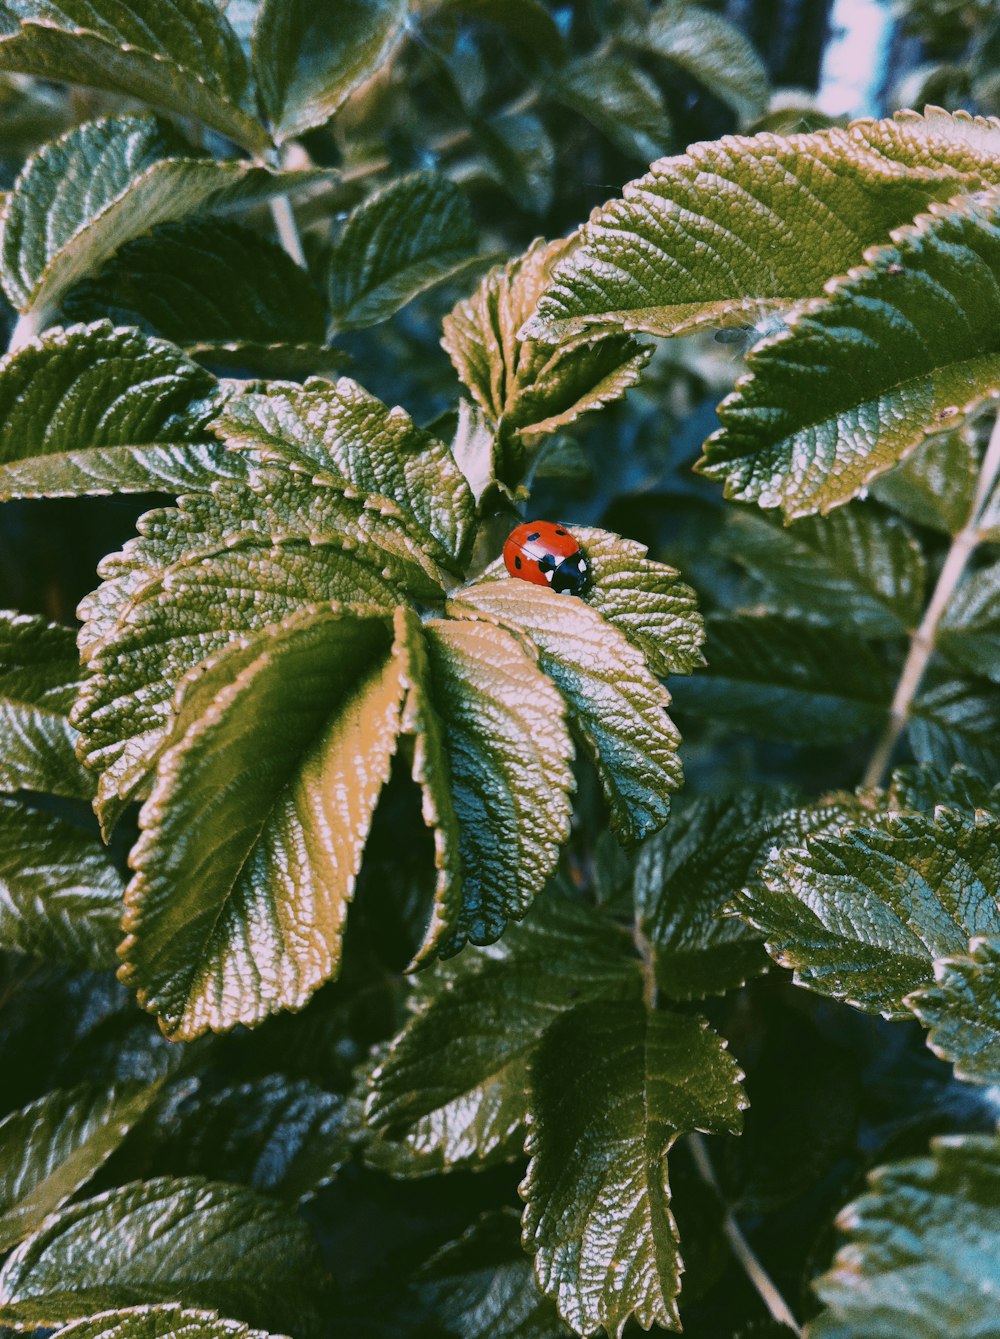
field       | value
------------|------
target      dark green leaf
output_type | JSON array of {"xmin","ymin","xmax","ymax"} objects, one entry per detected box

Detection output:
[
  {"xmin": 163, "ymin": 1075, "xmax": 359, "ymax": 1204},
  {"xmin": 0, "ymin": 1175, "xmax": 323, "ymax": 1334},
  {"xmin": 525, "ymin": 109, "xmax": 1000, "ymax": 343},
  {"xmin": 871, "ymin": 426, "xmax": 978, "ymax": 535},
  {"xmin": 522, "ymin": 1000, "xmax": 746, "ymax": 1337},
  {"xmin": 0, "ymin": 797, "xmax": 122, "ymax": 968},
  {"xmin": 719, "ymin": 505, "xmax": 925, "ymax": 636},
  {"xmin": 633, "ymin": 789, "xmax": 803, "ymax": 1000},
  {"xmin": 810, "ymin": 1135, "xmax": 1000, "ymax": 1339},
  {"xmin": 366, "ymin": 893, "xmax": 640, "ymax": 1172},
  {"xmin": 939, "ymin": 560, "xmax": 1000, "ymax": 681},
  {"xmin": 1, "ymin": 115, "xmax": 319, "ymax": 317},
  {"xmin": 669, "ymin": 615, "xmax": 892, "ymax": 744},
  {"xmin": 910, "ymin": 673, "xmax": 1000, "ymax": 775},
  {"xmin": 0, "ymin": 611, "xmax": 91, "ymax": 797},
  {"xmin": 553, "ymin": 51, "xmax": 670, "ymax": 162},
  {"xmin": 121, "ymin": 606, "xmax": 401, "ymax": 1038},
  {"xmin": 699, "ymin": 188, "xmax": 1000, "ymax": 518},
  {"xmin": 907, "ymin": 937, "xmax": 1000, "ymax": 1085},
  {"xmin": 886, "ymin": 761, "xmax": 1000, "ymax": 814},
  {"xmin": 61, "ymin": 219, "xmax": 327, "ymax": 353},
  {"xmin": 328, "ymin": 171, "xmax": 480, "ymax": 331},
  {"xmin": 0, "ymin": 323, "xmax": 236, "ymax": 501},
  {"xmin": 49, "ymin": 1307, "xmax": 282, "ymax": 1339},
  {"xmin": 417, "ymin": 1209, "xmax": 571, "ymax": 1339},
  {"xmin": 0, "ymin": 0, "xmax": 267, "ymax": 152},
  {"xmin": 0, "ymin": 1083, "xmax": 158, "ymax": 1254},
  {"xmin": 735, "ymin": 807, "xmax": 1000, "ymax": 1017},
  {"xmin": 253, "ymin": 0, "xmax": 407, "ymax": 142},
  {"xmin": 624, "ymin": 3, "xmax": 769, "ymax": 127},
  {"xmin": 452, "ymin": 579, "xmax": 682, "ymax": 846},
  {"xmin": 432, "ymin": 0, "xmax": 564, "ymax": 62},
  {"xmin": 213, "ymin": 377, "xmax": 475, "ymax": 565}
]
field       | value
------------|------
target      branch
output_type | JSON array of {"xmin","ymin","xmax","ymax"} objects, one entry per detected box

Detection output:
[
  {"xmin": 687, "ymin": 1133, "xmax": 802, "ymax": 1335},
  {"xmin": 861, "ymin": 408, "xmax": 1000, "ymax": 791},
  {"xmin": 269, "ymin": 194, "xmax": 307, "ymax": 269}
]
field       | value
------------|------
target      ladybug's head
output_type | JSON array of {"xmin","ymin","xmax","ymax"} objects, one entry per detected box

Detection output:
[{"xmin": 549, "ymin": 550, "xmax": 590, "ymax": 595}]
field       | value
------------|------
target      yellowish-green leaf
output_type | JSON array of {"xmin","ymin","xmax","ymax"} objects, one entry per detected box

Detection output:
[
  {"xmin": 120, "ymin": 605, "xmax": 401, "ymax": 1039},
  {"xmin": 699, "ymin": 188, "xmax": 1000, "ymax": 518},
  {"xmin": 525, "ymin": 108, "xmax": 1000, "ymax": 343},
  {"xmin": 452, "ymin": 579, "xmax": 682, "ymax": 845},
  {"xmin": 421, "ymin": 618, "xmax": 575, "ymax": 955},
  {"xmin": 0, "ymin": 0, "xmax": 268, "ymax": 153}
]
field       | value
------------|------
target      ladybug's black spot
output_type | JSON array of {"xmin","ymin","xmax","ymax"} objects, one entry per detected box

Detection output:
[
  {"xmin": 526, "ymin": 531, "xmax": 541, "ymax": 542},
  {"xmin": 514, "ymin": 555, "xmax": 522, "ymax": 569},
  {"xmin": 537, "ymin": 553, "xmax": 556, "ymax": 573},
  {"xmin": 555, "ymin": 528, "xmax": 567, "ymax": 535}
]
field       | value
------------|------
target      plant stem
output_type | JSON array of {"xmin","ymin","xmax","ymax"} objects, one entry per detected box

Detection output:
[
  {"xmin": 8, "ymin": 305, "xmax": 51, "ymax": 352},
  {"xmin": 269, "ymin": 194, "xmax": 307, "ymax": 268},
  {"xmin": 861, "ymin": 409, "xmax": 1000, "ymax": 791},
  {"xmin": 633, "ymin": 914, "xmax": 658, "ymax": 1010},
  {"xmin": 687, "ymin": 1133, "xmax": 802, "ymax": 1336}
]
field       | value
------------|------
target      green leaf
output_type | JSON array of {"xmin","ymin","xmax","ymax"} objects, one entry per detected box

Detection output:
[
  {"xmin": 441, "ymin": 238, "xmax": 650, "ymax": 484},
  {"xmin": 0, "ymin": 610, "xmax": 90, "ymax": 798},
  {"xmin": 431, "ymin": 0, "xmax": 564, "ymax": 62},
  {"xmin": 624, "ymin": 3, "xmax": 769, "ymax": 127},
  {"xmin": 910, "ymin": 673, "xmax": 1000, "ymax": 775},
  {"xmin": 163, "ymin": 1075, "xmax": 359, "ymax": 1204},
  {"xmin": 0, "ymin": 0, "xmax": 268, "ymax": 153},
  {"xmin": 213, "ymin": 377, "xmax": 475, "ymax": 565},
  {"xmin": 48, "ymin": 1307, "xmax": 283, "ymax": 1339},
  {"xmin": 632, "ymin": 789, "xmax": 803, "ymax": 1000},
  {"xmin": 480, "ymin": 525, "xmax": 705, "ymax": 678},
  {"xmin": 417, "ymin": 1209, "xmax": 571, "ymax": 1339},
  {"xmin": 0, "ymin": 797, "xmax": 122, "ymax": 969},
  {"xmin": 365, "ymin": 893, "xmax": 640, "ymax": 1172},
  {"xmin": 73, "ymin": 467, "xmax": 440, "ymax": 831},
  {"xmin": 522, "ymin": 1000, "xmax": 746, "ymax": 1337},
  {"xmin": 886, "ymin": 761, "xmax": 1000, "ymax": 814},
  {"xmin": 734, "ymin": 807, "xmax": 1000, "ymax": 1017},
  {"xmin": 907, "ymin": 937, "xmax": 1000, "ymax": 1085},
  {"xmin": 121, "ymin": 605, "xmax": 402, "ymax": 1038},
  {"xmin": 452, "ymin": 579, "xmax": 682, "ymax": 846},
  {"xmin": 698, "ymin": 188, "xmax": 1000, "ymax": 519},
  {"xmin": 524, "ymin": 109, "xmax": 1000, "ymax": 343},
  {"xmin": 61, "ymin": 219, "xmax": 328, "ymax": 356},
  {"xmin": 938, "ymin": 560, "xmax": 1000, "ymax": 682},
  {"xmin": 719, "ymin": 506, "xmax": 925, "ymax": 636},
  {"xmin": 0, "ymin": 1082, "xmax": 159, "ymax": 1254},
  {"xmin": 0, "ymin": 114, "xmax": 320, "ymax": 317},
  {"xmin": 0, "ymin": 323, "xmax": 240, "ymax": 501},
  {"xmin": 419, "ymin": 618, "xmax": 575, "ymax": 956},
  {"xmin": 553, "ymin": 50, "xmax": 670, "ymax": 162},
  {"xmin": 870, "ymin": 425, "xmax": 978, "ymax": 535},
  {"xmin": 669, "ymin": 615, "xmax": 892, "ymax": 745},
  {"xmin": 253, "ymin": 0, "xmax": 407, "ymax": 142},
  {"xmin": 809, "ymin": 1135, "xmax": 1000, "ymax": 1339},
  {"xmin": 328, "ymin": 171, "xmax": 481, "ymax": 331},
  {"xmin": 474, "ymin": 110, "xmax": 555, "ymax": 216},
  {"xmin": 0, "ymin": 1175, "xmax": 323, "ymax": 1334}
]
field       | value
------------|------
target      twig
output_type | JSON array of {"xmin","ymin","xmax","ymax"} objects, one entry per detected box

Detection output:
[
  {"xmin": 688, "ymin": 1133, "xmax": 802, "ymax": 1335},
  {"xmin": 861, "ymin": 407, "xmax": 1000, "ymax": 791},
  {"xmin": 269, "ymin": 193, "xmax": 307, "ymax": 268}
]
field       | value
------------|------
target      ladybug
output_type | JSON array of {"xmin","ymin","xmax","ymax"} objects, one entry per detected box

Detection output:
[{"xmin": 503, "ymin": 520, "xmax": 590, "ymax": 596}]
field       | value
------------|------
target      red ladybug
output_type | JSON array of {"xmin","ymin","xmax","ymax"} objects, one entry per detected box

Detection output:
[{"xmin": 503, "ymin": 520, "xmax": 590, "ymax": 596}]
